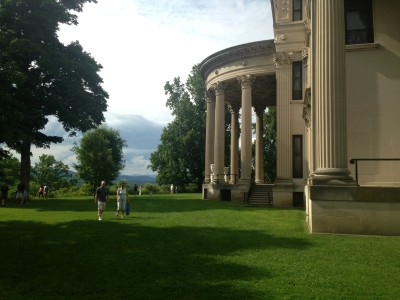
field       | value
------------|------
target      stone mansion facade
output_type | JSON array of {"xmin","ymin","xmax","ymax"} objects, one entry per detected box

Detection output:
[{"xmin": 200, "ymin": 0, "xmax": 400, "ymax": 235}]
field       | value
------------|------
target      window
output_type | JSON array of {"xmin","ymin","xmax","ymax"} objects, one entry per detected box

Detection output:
[
  {"xmin": 293, "ymin": 135, "xmax": 303, "ymax": 178},
  {"xmin": 293, "ymin": 0, "xmax": 302, "ymax": 21},
  {"xmin": 345, "ymin": 0, "xmax": 374, "ymax": 45},
  {"xmin": 292, "ymin": 61, "xmax": 302, "ymax": 100}
]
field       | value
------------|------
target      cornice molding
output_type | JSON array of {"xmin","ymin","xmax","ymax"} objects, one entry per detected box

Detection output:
[{"xmin": 199, "ymin": 40, "xmax": 276, "ymax": 80}]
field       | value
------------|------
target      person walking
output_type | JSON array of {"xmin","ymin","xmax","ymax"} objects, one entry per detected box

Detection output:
[
  {"xmin": 116, "ymin": 182, "xmax": 128, "ymax": 218},
  {"xmin": 138, "ymin": 185, "xmax": 142, "ymax": 196},
  {"xmin": 95, "ymin": 181, "xmax": 109, "ymax": 221},
  {"xmin": 16, "ymin": 182, "xmax": 25, "ymax": 204},
  {"xmin": 1, "ymin": 183, "xmax": 9, "ymax": 206},
  {"xmin": 38, "ymin": 186, "xmax": 44, "ymax": 198}
]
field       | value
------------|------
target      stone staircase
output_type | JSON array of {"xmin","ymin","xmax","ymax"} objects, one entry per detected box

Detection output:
[{"xmin": 246, "ymin": 184, "xmax": 273, "ymax": 207}]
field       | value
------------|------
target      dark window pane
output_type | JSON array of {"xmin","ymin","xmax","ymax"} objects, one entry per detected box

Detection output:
[
  {"xmin": 292, "ymin": 61, "xmax": 302, "ymax": 100},
  {"xmin": 293, "ymin": 0, "xmax": 302, "ymax": 21},
  {"xmin": 345, "ymin": 0, "xmax": 374, "ymax": 45},
  {"xmin": 293, "ymin": 135, "xmax": 303, "ymax": 178}
]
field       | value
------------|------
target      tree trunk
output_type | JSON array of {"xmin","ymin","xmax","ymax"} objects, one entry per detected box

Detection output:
[{"xmin": 20, "ymin": 140, "xmax": 31, "ymax": 199}]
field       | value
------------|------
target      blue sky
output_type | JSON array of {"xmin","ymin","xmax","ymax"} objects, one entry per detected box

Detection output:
[{"xmin": 29, "ymin": 0, "xmax": 274, "ymax": 175}]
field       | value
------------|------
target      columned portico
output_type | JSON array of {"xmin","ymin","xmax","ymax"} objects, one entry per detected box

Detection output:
[{"xmin": 200, "ymin": 40, "xmax": 276, "ymax": 202}]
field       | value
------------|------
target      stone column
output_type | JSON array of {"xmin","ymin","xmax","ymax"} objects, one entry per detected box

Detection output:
[
  {"xmin": 310, "ymin": 0, "xmax": 353, "ymax": 184},
  {"xmin": 255, "ymin": 106, "xmax": 266, "ymax": 184},
  {"xmin": 237, "ymin": 74, "xmax": 254, "ymax": 183},
  {"xmin": 204, "ymin": 92, "xmax": 215, "ymax": 183},
  {"xmin": 213, "ymin": 82, "xmax": 225, "ymax": 183},
  {"xmin": 273, "ymin": 52, "xmax": 293, "ymax": 184},
  {"xmin": 229, "ymin": 104, "xmax": 240, "ymax": 184}
]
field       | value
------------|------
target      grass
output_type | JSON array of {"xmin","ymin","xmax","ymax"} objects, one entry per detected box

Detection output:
[{"xmin": 0, "ymin": 194, "xmax": 399, "ymax": 299}]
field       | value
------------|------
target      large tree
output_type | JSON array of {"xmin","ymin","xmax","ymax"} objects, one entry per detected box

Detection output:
[
  {"xmin": 72, "ymin": 126, "xmax": 127, "ymax": 192},
  {"xmin": 0, "ymin": 0, "xmax": 108, "ymax": 192},
  {"xmin": 149, "ymin": 65, "xmax": 206, "ymax": 191}
]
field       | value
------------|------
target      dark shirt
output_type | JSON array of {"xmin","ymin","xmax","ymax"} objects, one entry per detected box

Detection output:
[
  {"xmin": 1, "ymin": 185, "xmax": 8, "ymax": 194},
  {"xmin": 96, "ymin": 186, "xmax": 108, "ymax": 202}
]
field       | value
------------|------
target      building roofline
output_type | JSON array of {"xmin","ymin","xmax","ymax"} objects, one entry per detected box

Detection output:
[{"xmin": 199, "ymin": 39, "xmax": 276, "ymax": 80}]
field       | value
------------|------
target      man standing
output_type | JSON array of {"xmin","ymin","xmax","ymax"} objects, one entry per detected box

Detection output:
[
  {"xmin": 1, "ymin": 183, "xmax": 9, "ymax": 206},
  {"xmin": 95, "ymin": 181, "xmax": 109, "ymax": 221}
]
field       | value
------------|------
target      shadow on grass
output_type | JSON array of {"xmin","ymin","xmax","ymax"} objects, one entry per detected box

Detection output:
[{"xmin": 0, "ymin": 218, "xmax": 311, "ymax": 299}]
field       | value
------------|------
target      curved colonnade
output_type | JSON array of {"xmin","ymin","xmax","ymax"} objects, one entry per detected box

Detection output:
[{"xmin": 200, "ymin": 40, "xmax": 276, "ymax": 201}]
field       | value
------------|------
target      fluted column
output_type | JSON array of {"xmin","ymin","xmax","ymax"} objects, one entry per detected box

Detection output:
[
  {"xmin": 273, "ymin": 52, "xmax": 292, "ymax": 183},
  {"xmin": 204, "ymin": 93, "xmax": 215, "ymax": 183},
  {"xmin": 229, "ymin": 104, "xmax": 240, "ymax": 184},
  {"xmin": 238, "ymin": 74, "xmax": 254, "ymax": 183},
  {"xmin": 213, "ymin": 82, "xmax": 225, "ymax": 183},
  {"xmin": 255, "ymin": 106, "xmax": 266, "ymax": 184},
  {"xmin": 311, "ymin": 0, "xmax": 353, "ymax": 184}
]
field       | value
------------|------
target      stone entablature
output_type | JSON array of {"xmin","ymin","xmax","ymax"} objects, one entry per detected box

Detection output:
[{"xmin": 199, "ymin": 40, "xmax": 275, "ymax": 80}]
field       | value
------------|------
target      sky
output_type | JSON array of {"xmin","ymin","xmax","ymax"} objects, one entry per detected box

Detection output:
[{"xmin": 28, "ymin": 0, "xmax": 274, "ymax": 175}]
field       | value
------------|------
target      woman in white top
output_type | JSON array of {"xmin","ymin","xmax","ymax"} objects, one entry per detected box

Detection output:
[{"xmin": 116, "ymin": 182, "xmax": 128, "ymax": 218}]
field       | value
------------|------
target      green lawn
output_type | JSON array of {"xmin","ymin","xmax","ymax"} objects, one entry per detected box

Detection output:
[{"xmin": 0, "ymin": 194, "xmax": 399, "ymax": 299}]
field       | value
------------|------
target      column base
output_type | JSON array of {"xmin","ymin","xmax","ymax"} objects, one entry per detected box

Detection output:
[{"xmin": 309, "ymin": 168, "xmax": 356, "ymax": 186}]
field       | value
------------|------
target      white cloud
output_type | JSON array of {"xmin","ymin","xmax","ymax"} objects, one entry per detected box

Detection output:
[{"xmin": 26, "ymin": 0, "xmax": 274, "ymax": 175}]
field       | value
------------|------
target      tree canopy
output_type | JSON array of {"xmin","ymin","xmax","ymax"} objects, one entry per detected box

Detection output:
[
  {"xmin": 0, "ymin": 153, "xmax": 20, "ymax": 186},
  {"xmin": 72, "ymin": 126, "xmax": 127, "ymax": 190},
  {"xmin": 0, "ymin": 0, "xmax": 107, "ymax": 191},
  {"xmin": 31, "ymin": 154, "xmax": 71, "ymax": 191},
  {"xmin": 263, "ymin": 107, "xmax": 277, "ymax": 183},
  {"xmin": 149, "ymin": 65, "xmax": 206, "ymax": 191}
]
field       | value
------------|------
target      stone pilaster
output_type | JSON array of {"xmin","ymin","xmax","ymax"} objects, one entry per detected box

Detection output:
[
  {"xmin": 204, "ymin": 93, "xmax": 215, "ymax": 183},
  {"xmin": 229, "ymin": 104, "xmax": 240, "ymax": 184},
  {"xmin": 237, "ymin": 74, "xmax": 255, "ymax": 183},
  {"xmin": 310, "ymin": 0, "xmax": 353, "ymax": 185},
  {"xmin": 255, "ymin": 106, "xmax": 266, "ymax": 184},
  {"xmin": 212, "ymin": 82, "xmax": 225, "ymax": 183},
  {"xmin": 273, "ymin": 52, "xmax": 293, "ymax": 184}
]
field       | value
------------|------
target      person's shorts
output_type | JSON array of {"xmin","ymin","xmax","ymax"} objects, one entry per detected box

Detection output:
[
  {"xmin": 97, "ymin": 201, "xmax": 106, "ymax": 210},
  {"xmin": 16, "ymin": 192, "xmax": 23, "ymax": 199}
]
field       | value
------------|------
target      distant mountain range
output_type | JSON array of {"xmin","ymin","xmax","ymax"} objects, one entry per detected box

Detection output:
[
  {"xmin": 117, "ymin": 174, "xmax": 157, "ymax": 185},
  {"xmin": 68, "ymin": 171, "xmax": 157, "ymax": 185}
]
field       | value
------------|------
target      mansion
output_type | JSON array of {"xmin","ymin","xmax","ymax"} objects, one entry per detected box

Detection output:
[{"xmin": 200, "ymin": 0, "xmax": 400, "ymax": 235}]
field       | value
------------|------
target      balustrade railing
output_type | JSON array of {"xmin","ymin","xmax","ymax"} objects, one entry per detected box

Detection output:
[{"xmin": 349, "ymin": 158, "xmax": 400, "ymax": 186}]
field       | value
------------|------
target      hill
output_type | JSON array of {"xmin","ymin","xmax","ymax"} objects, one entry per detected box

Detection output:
[{"xmin": 117, "ymin": 174, "xmax": 156, "ymax": 185}]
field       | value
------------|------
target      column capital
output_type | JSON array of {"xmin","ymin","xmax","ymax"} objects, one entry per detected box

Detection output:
[
  {"xmin": 205, "ymin": 90, "xmax": 214, "ymax": 102},
  {"xmin": 211, "ymin": 82, "xmax": 225, "ymax": 96},
  {"xmin": 254, "ymin": 105, "xmax": 266, "ymax": 117},
  {"xmin": 273, "ymin": 51, "xmax": 293, "ymax": 68},
  {"xmin": 237, "ymin": 74, "xmax": 255, "ymax": 89},
  {"xmin": 228, "ymin": 103, "xmax": 240, "ymax": 114}
]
